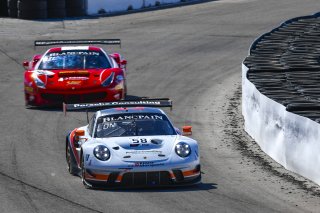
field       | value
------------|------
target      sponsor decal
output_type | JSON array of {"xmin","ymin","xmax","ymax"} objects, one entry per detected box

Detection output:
[
  {"xmin": 126, "ymin": 150, "xmax": 162, "ymax": 155},
  {"xmin": 59, "ymin": 71, "xmax": 89, "ymax": 75},
  {"xmin": 118, "ymin": 168, "xmax": 133, "ymax": 171},
  {"xmin": 86, "ymin": 154, "xmax": 90, "ymax": 161},
  {"xmin": 66, "ymin": 77, "xmax": 88, "ymax": 80},
  {"xmin": 129, "ymin": 161, "xmax": 165, "ymax": 167},
  {"xmin": 48, "ymin": 51, "xmax": 100, "ymax": 57},
  {"xmin": 102, "ymin": 115, "xmax": 163, "ymax": 122},
  {"xmin": 73, "ymin": 101, "xmax": 162, "ymax": 108},
  {"xmin": 58, "ymin": 77, "xmax": 89, "ymax": 82},
  {"xmin": 67, "ymin": 81, "xmax": 82, "ymax": 85}
]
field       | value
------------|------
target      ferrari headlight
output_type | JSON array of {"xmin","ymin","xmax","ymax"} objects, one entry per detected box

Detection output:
[
  {"xmin": 175, "ymin": 142, "xmax": 191, "ymax": 158},
  {"xmin": 115, "ymin": 75, "xmax": 124, "ymax": 83},
  {"xmin": 31, "ymin": 73, "xmax": 46, "ymax": 89},
  {"xmin": 101, "ymin": 72, "xmax": 114, "ymax": 87},
  {"xmin": 93, "ymin": 145, "xmax": 110, "ymax": 161}
]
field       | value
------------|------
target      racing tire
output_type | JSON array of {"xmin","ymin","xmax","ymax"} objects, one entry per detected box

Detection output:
[
  {"xmin": 7, "ymin": 0, "xmax": 16, "ymax": 8},
  {"xmin": 66, "ymin": 143, "xmax": 79, "ymax": 176},
  {"xmin": 66, "ymin": 0, "xmax": 85, "ymax": 17},
  {"xmin": 48, "ymin": 9, "xmax": 66, "ymax": 18},
  {"xmin": 7, "ymin": 0, "xmax": 18, "ymax": 18},
  {"xmin": 47, "ymin": 0, "xmax": 66, "ymax": 18},
  {"xmin": 17, "ymin": 0, "xmax": 46, "ymax": 10},
  {"xmin": 66, "ymin": 0, "xmax": 84, "ymax": 8},
  {"xmin": 18, "ymin": 9, "xmax": 47, "ymax": 19},
  {"xmin": 66, "ymin": 9, "xmax": 85, "ymax": 17},
  {"xmin": 8, "ymin": 8, "xmax": 17, "ymax": 17},
  {"xmin": 17, "ymin": 0, "xmax": 47, "ymax": 19},
  {"xmin": 47, "ymin": 0, "xmax": 65, "ymax": 9},
  {"xmin": 0, "ymin": 0, "xmax": 8, "ymax": 16}
]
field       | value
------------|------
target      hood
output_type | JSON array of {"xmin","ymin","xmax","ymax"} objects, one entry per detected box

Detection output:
[
  {"xmin": 96, "ymin": 135, "xmax": 178, "ymax": 162},
  {"xmin": 32, "ymin": 68, "xmax": 121, "ymax": 90}
]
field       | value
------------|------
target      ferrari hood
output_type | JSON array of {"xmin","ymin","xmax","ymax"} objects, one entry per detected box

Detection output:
[{"xmin": 96, "ymin": 135, "xmax": 178, "ymax": 162}]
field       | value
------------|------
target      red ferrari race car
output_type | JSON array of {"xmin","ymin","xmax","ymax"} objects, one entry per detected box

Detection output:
[{"xmin": 23, "ymin": 39, "xmax": 127, "ymax": 107}]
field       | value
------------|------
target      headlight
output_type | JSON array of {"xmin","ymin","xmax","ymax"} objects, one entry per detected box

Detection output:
[
  {"xmin": 31, "ymin": 73, "xmax": 46, "ymax": 89},
  {"xmin": 93, "ymin": 145, "xmax": 110, "ymax": 161},
  {"xmin": 101, "ymin": 72, "xmax": 114, "ymax": 87},
  {"xmin": 115, "ymin": 75, "xmax": 124, "ymax": 83},
  {"xmin": 175, "ymin": 142, "xmax": 191, "ymax": 158}
]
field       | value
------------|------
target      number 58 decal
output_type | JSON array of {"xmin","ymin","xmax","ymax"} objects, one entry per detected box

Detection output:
[{"xmin": 132, "ymin": 138, "xmax": 148, "ymax": 143}]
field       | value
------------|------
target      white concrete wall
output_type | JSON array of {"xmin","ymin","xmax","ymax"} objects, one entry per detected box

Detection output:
[
  {"xmin": 242, "ymin": 63, "xmax": 320, "ymax": 185},
  {"xmin": 87, "ymin": 0, "xmax": 182, "ymax": 15}
]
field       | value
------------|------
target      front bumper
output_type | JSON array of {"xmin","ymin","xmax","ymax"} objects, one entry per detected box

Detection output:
[
  {"xmin": 25, "ymin": 86, "xmax": 124, "ymax": 106},
  {"xmin": 83, "ymin": 164, "xmax": 201, "ymax": 188}
]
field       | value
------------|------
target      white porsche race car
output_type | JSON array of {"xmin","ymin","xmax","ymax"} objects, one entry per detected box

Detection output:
[{"xmin": 65, "ymin": 99, "xmax": 201, "ymax": 188}]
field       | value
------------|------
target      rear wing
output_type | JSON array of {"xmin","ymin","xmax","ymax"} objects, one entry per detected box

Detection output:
[
  {"xmin": 63, "ymin": 98, "xmax": 172, "ymax": 115},
  {"xmin": 34, "ymin": 39, "xmax": 121, "ymax": 48}
]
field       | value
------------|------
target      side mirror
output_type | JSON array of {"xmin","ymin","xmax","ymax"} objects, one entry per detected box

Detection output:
[
  {"xmin": 23, "ymin": 61, "xmax": 29, "ymax": 69},
  {"xmin": 120, "ymin": 60, "xmax": 127, "ymax": 65},
  {"xmin": 74, "ymin": 129, "xmax": 85, "ymax": 148},
  {"xmin": 182, "ymin": 126, "xmax": 192, "ymax": 136},
  {"xmin": 75, "ymin": 129, "xmax": 85, "ymax": 136}
]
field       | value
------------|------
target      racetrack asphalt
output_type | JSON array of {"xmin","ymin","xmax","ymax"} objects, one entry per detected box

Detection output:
[{"xmin": 1, "ymin": 0, "xmax": 320, "ymax": 212}]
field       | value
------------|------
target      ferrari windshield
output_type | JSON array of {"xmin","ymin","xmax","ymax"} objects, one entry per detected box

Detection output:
[
  {"xmin": 38, "ymin": 50, "xmax": 112, "ymax": 70},
  {"xmin": 95, "ymin": 113, "xmax": 176, "ymax": 138}
]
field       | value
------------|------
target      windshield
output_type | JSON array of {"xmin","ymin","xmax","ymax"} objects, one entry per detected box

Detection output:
[
  {"xmin": 38, "ymin": 50, "xmax": 112, "ymax": 70},
  {"xmin": 95, "ymin": 113, "xmax": 176, "ymax": 138}
]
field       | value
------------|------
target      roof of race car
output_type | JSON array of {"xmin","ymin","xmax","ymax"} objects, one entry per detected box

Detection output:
[{"xmin": 98, "ymin": 107, "xmax": 166, "ymax": 117}]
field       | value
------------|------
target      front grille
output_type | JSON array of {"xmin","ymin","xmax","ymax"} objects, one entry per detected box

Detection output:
[
  {"xmin": 83, "ymin": 92, "xmax": 107, "ymax": 101},
  {"xmin": 41, "ymin": 92, "xmax": 107, "ymax": 103},
  {"xmin": 121, "ymin": 171, "xmax": 172, "ymax": 186},
  {"xmin": 41, "ymin": 93, "xmax": 64, "ymax": 102}
]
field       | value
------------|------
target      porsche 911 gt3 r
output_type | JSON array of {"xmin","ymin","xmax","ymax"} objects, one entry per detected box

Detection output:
[
  {"xmin": 23, "ymin": 39, "xmax": 127, "ymax": 107},
  {"xmin": 65, "ymin": 99, "xmax": 201, "ymax": 188}
]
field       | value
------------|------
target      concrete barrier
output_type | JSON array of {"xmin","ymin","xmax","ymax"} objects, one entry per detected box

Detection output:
[{"xmin": 242, "ymin": 62, "xmax": 320, "ymax": 185}]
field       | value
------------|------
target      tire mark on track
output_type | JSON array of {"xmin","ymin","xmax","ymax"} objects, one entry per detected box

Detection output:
[
  {"xmin": 0, "ymin": 171, "xmax": 103, "ymax": 213},
  {"xmin": 0, "ymin": 46, "xmax": 21, "ymax": 67},
  {"xmin": 11, "ymin": 143, "xmax": 40, "ymax": 212}
]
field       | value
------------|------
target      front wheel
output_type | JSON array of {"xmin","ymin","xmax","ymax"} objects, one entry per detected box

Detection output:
[{"xmin": 66, "ymin": 144, "xmax": 78, "ymax": 176}]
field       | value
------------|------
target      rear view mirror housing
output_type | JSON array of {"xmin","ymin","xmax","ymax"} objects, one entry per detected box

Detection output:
[
  {"xmin": 120, "ymin": 59, "xmax": 127, "ymax": 65},
  {"xmin": 23, "ymin": 61, "xmax": 29, "ymax": 69},
  {"xmin": 182, "ymin": 126, "xmax": 192, "ymax": 136},
  {"xmin": 75, "ymin": 129, "xmax": 85, "ymax": 137},
  {"xmin": 74, "ymin": 129, "xmax": 85, "ymax": 148}
]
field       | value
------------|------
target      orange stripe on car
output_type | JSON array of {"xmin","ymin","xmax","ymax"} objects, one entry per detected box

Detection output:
[
  {"xmin": 115, "ymin": 174, "xmax": 123, "ymax": 182},
  {"xmin": 183, "ymin": 169, "xmax": 200, "ymax": 177},
  {"xmin": 84, "ymin": 171, "xmax": 109, "ymax": 181},
  {"xmin": 94, "ymin": 174, "xmax": 109, "ymax": 181}
]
